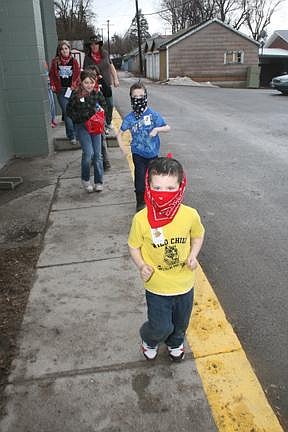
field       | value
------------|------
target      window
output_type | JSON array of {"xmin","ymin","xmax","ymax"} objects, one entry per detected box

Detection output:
[{"xmin": 224, "ymin": 50, "xmax": 244, "ymax": 64}]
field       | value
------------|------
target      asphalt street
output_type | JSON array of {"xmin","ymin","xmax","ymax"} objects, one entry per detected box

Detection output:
[{"xmin": 114, "ymin": 78, "xmax": 288, "ymax": 428}]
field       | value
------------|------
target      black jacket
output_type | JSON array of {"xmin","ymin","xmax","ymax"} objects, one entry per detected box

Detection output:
[
  {"xmin": 66, "ymin": 90, "xmax": 107, "ymax": 124},
  {"xmin": 83, "ymin": 52, "xmax": 112, "ymax": 88},
  {"xmin": 98, "ymin": 76, "xmax": 112, "ymax": 98}
]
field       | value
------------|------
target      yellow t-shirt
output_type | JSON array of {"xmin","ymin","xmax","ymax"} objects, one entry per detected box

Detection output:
[{"xmin": 128, "ymin": 204, "xmax": 205, "ymax": 295}]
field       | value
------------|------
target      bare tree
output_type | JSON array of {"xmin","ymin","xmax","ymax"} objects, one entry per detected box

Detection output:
[
  {"xmin": 159, "ymin": 0, "xmax": 194, "ymax": 33},
  {"xmin": 54, "ymin": 0, "xmax": 96, "ymax": 40},
  {"xmin": 159, "ymin": 0, "xmax": 284, "ymax": 39},
  {"xmin": 159, "ymin": 0, "xmax": 233, "ymax": 32},
  {"xmin": 215, "ymin": 0, "xmax": 242, "ymax": 23},
  {"xmin": 244, "ymin": 0, "xmax": 284, "ymax": 40}
]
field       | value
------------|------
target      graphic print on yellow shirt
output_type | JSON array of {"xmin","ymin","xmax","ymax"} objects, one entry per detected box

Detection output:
[{"xmin": 128, "ymin": 205, "xmax": 205, "ymax": 295}]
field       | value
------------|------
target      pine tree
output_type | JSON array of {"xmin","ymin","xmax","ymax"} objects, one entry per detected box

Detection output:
[{"xmin": 128, "ymin": 9, "xmax": 151, "ymax": 43}]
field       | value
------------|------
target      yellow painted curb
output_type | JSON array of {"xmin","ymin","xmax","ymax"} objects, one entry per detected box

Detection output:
[
  {"xmin": 112, "ymin": 109, "xmax": 134, "ymax": 178},
  {"xmin": 187, "ymin": 267, "xmax": 241, "ymax": 357},
  {"xmin": 113, "ymin": 108, "xmax": 283, "ymax": 432},
  {"xmin": 188, "ymin": 266, "xmax": 283, "ymax": 431}
]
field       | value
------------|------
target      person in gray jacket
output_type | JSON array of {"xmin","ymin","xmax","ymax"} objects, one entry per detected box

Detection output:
[{"xmin": 83, "ymin": 35, "xmax": 119, "ymax": 132}]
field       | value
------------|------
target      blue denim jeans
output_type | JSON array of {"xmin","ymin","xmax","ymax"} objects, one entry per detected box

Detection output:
[
  {"xmin": 132, "ymin": 153, "xmax": 158, "ymax": 193},
  {"xmin": 76, "ymin": 124, "xmax": 103, "ymax": 184},
  {"xmin": 48, "ymin": 83, "xmax": 56, "ymax": 122},
  {"xmin": 140, "ymin": 288, "xmax": 194, "ymax": 348},
  {"xmin": 57, "ymin": 88, "xmax": 76, "ymax": 140}
]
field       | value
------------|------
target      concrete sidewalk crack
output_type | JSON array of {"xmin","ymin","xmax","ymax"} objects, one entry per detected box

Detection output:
[
  {"xmin": 9, "ymin": 354, "xmax": 194, "ymax": 386},
  {"xmin": 37, "ymin": 254, "xmax": 129, "ymax": 269},
  {"xmin": 51, "ymin": 201, "xmax": 134, "ymax": 212}
]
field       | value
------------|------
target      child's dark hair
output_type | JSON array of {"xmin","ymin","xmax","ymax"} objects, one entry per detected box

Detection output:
[
  {"xmin": 85, "ymin": 64, "xmax": 101, "ymax": 75},
  {"xmin": 80, "ymin": 69, "xmax": 97, "ymax": 82},
  {"xmin": 148, "ymin": 157, "xmax": 184, "ymax": 184},
  {"xmin": 129, "ymin": 81, "xmax": 147, "ymax": 96}
]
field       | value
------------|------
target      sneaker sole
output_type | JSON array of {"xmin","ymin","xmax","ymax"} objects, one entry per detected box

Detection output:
[
  {"xmin": 142, "ymin": 351, "xmax": 158, "ymax": 361},
  {"xmin": 168, "ymin": 352, "xmax": 185, "ymax": 362}
]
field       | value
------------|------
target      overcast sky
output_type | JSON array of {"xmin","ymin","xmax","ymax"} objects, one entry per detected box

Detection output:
[{"xmin": 93, "ymin": 0, "xmax": 288, "ymax": 39}]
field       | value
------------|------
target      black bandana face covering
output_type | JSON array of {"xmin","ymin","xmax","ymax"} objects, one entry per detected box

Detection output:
[{"xmin": 131, "ymin": 94, "xmax": 148, "ymax": 119}]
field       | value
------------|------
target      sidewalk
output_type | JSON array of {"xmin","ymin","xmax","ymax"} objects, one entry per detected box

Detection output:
[{"xmin": 0, "ymin": 128, "xmax": 217, "ymax": 431}]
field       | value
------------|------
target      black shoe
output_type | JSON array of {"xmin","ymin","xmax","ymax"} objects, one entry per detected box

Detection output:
[{"xmin": 103, "ymin": 160, "xmax": 111, "ymax": 171}]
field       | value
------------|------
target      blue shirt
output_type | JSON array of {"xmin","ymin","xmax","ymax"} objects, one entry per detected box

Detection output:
[{"xmin": 120, "ymin": 107, "xmax": 167, "ymax": 158}]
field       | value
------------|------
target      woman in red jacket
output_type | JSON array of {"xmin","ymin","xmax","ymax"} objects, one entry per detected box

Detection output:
[{"xmin": 49, "ymin": 40, "xmax": 80, "ymax": 144}]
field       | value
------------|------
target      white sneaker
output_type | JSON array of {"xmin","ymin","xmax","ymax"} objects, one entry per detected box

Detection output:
[
  {"xmin": 141, "ymin": 341, "xmax": 158, "ymax": 360},
  {"xmin": 70, "ymin": 139, "xmax": 77, "ymax": 145},
  {"xmin": 167, "ymin": 343, "xmax": 185, "ymax": 361},
  {"xmin": 94, "ymin": 183, "xmax": 103, "ymax": 192},
  {"xmin": 82, "ymin": 180, "xmax": 93, "ymax": 193}
]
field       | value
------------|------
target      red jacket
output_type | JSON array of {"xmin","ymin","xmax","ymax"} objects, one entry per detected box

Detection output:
[{"xmin": 49, "ymin": 57, "xmax": 80, "ymax": 93}]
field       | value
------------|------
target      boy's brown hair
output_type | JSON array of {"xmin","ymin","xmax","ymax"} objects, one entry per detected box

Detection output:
[
  {"xmin": 129, "ymin": 81, "xmax": 147, "ymax": 97},
  {"xmin": 148, "ymin": 157, "xmax": 184, "ymax": 184}
]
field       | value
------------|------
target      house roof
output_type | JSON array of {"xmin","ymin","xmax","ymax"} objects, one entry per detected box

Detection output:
[
  {"xmin": 158, "ymin": 18, "xmax": 259, "ymax": 50},
  {"xmin": 145, "ymin": 35, "xmax": 172, "ymax": 52},
  {"xmin": 277, "ymin": 30, "xmax": 288, "ymax": 42},
  {"xmin": 259, "ymin": 47, "xmax": 288, "ymax": 57},
  {"xmin": 124, "ymin": 35, "xmax": 171, "ymax": 58},
  {"xmin": 123, "ymin": 42, "xmax": 146, "ymax": 59},
  {"xmin": 265, "ymin": 30, "xmax": 288, "ymax": 47}
]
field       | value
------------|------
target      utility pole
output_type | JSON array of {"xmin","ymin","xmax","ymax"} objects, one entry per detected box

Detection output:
[
  {"xmin": 135, "ymin": 0, "xmax": 143, "ymax": 76},
  {"xmin": 107, "ymin": 20, "xmax": 110, "ymax": 55}
]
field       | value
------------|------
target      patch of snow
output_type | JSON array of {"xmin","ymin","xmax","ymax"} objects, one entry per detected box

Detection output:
[{"xmin": 162, "ymin": 76, "xmax": 218, "ymax": 87}]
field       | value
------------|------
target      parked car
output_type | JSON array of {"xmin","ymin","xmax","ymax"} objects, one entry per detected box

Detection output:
[{"xmin": 270, "ymin": 73, "xmax": 288, "ymax": 95}]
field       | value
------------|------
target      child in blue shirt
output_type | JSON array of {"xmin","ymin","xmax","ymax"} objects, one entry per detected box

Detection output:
[{"xmin": 116, "ymin": 81, "xmax": 170, "ymax": 211}]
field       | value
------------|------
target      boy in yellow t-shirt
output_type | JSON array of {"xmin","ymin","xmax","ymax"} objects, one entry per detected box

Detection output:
[{"xmin": 128, "ymin": 156, "xmax": 205, "ymax": 361}]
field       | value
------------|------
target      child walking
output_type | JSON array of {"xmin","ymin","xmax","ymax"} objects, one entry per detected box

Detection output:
[
  {"xmin": 128, "ymin": 156, "xmax": 205, "ymax": 361},
  {"xmin": 49, "ymin": 40, "xmax": 80, "ymax": 144},
  {"xmin": 66, "ymin": 70, "xmax": 107, "ymax": 192},
  {"xmin": 85, "ymin": 64, "xmax": 112, "ymax": 171},
  {"xmin": 117, "ymin": 82, "xmax": 170, "ymax": 212}
]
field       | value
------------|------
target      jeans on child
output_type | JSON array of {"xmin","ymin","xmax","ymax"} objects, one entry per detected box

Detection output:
[
  {"xmin": 132, "ymin": 153, "xmax": 158, "ymax": 193},
  {"xmin": 57, "ymin": 88, "xmax": 76, "ymax": 140},
  {"xmin": 76, "ymin": 124, "xmax": 103, "ymax": 184},
  {"xmin": 140, "ymin": 288, "xmax": 194, "ymax": 348}
]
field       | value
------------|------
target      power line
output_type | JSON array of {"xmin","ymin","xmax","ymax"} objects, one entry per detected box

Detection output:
[
  {"xmin": 96, "ymin": 0, "xmax": 192, "ymax": 20},
  {"xmin": 142, "ymin": 0, "xmax": 194, "ymax": 16}
]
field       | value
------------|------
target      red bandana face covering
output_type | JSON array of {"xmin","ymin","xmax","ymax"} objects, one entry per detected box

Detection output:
[
  {"xmin": 144, "ymin": 171, "xmax": 187, "ymax": 228},
  {"xmin": 60, "ymin": 55, "xmax": 72, "ymax": 66}
]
